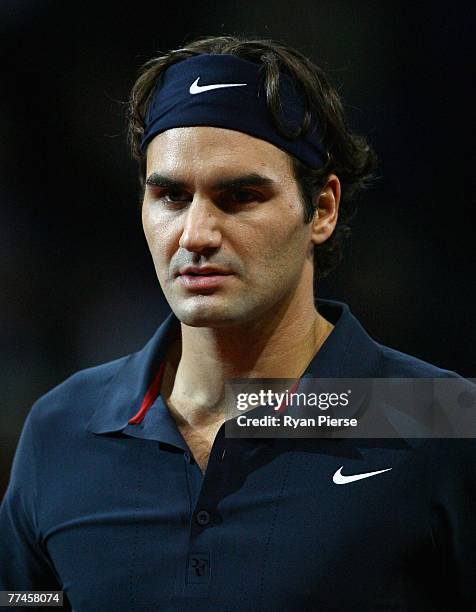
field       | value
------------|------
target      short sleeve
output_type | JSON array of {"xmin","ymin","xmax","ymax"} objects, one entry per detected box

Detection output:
[
  {"xmin": 429, "ymin": 438, "xmax": 476, "ymax": 607},
  {"xmin": 0, "ymin": 410, "xmax": 62, "ymax": 590}
]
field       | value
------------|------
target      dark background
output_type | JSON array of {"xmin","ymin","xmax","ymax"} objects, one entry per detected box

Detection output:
[{"xmin": 1, "ymin": 1, "xmax": 474, "ymax": 496}]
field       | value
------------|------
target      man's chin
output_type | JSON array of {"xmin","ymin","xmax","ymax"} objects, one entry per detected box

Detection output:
[{"xmin": 171, "ymin": 299, "xmax": 243, "ymax": 328}]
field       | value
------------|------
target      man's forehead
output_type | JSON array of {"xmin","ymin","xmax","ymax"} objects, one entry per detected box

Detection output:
[{"xmin": 145, "ymin": 126, "xmax": 294, "ymax": 179}]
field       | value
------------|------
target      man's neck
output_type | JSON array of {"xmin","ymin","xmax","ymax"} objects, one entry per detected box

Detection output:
[{"xmin": 160, "ymin": 294, "xmax": 334, "ymax": 429}]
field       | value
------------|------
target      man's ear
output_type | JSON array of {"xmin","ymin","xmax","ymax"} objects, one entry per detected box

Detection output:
[{"xmin": 310, "ymin": 174, "xmax": 341, "ymax": 246}]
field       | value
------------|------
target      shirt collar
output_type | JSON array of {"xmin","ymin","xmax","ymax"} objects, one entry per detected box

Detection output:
[
  {"xmin": 302, "ymin": 299, "xmax": 383, "ymax": 378},
  {"xmin": 85, "ymin": 299, "xmax": 383, "ymax": 438},
  {"xmin": 85, "ymin": 311, "xmax": 179, "ymax": 435}
]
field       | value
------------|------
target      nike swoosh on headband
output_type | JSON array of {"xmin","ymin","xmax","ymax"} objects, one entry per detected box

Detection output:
[
  {"xmin": 332, "ymin": 466, "xmax": 392, "ymax": 485},
  {"xmin": 189, "ymin": 77, "xmax": 247, "ymax": 94}
]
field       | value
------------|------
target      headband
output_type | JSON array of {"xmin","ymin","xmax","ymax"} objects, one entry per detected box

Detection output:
[{"xmin": 140, "ymin": 54, "xmax": 325, "ymax": 168}]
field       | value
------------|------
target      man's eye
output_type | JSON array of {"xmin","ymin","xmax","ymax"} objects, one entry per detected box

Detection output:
[
  {"xmin": 226, "ymin": 190, "xmax": 259, "ymax": 204},
  {"xmin": 161, "ymin": 191, "xmax": 190, "ymax": 204}
]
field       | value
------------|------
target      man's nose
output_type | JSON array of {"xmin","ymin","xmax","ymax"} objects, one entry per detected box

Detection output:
[{"xmin": 179, "ymin": 196, "xmax": 222, "ymax": 253}]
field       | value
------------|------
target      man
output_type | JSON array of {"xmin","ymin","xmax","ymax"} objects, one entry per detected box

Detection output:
[{"xmin": 1, "ymin": 36, "xmax": 474, "ymax": 611}]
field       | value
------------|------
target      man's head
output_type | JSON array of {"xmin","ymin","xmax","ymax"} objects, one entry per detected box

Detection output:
[{"xmin": 128, "ymin": 36, "xmax": 377, "ymax": 327}]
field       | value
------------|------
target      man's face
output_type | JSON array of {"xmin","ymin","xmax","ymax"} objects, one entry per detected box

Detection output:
[{"xmin": 142, "ymin": 126, "xmax": 317, "ymax": 327}]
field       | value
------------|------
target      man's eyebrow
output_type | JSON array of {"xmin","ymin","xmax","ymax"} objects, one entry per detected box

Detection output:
[
  {"xmin": 213, "ymin": 173, "xmax": 276, "ymax": 190},
  {"xmin": 145, "ymin": 174, "xmax": 187, "ymax": 189},
  {"xmin": 144, "ymin": 172, "xmax": 276, "ymax": 191}
]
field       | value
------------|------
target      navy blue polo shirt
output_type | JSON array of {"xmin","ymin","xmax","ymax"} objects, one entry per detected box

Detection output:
[{"xmin": 1, "ymin": 300, "xmax": 475, "ymax": 611}]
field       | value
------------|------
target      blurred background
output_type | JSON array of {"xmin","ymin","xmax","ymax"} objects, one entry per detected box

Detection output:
[{"xmin": 1, "ymin": 0, "xmax": 474, "ymax": 496}]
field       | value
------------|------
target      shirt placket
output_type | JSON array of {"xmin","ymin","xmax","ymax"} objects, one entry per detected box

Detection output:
[{"xmin": 175, "ymin": 426, "xmax": 229, "ymax": 600}]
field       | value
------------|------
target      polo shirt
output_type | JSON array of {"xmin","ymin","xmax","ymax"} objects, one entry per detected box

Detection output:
[{"xmin": 1, "ymin": 299, "xmax": 475, "ymax": 611}]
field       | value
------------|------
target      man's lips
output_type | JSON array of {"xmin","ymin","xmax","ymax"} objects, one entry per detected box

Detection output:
[
  {"xmin": 176, "ymin": 265, "xmax": 233, "ymax": 276},
  {"xmin": 175, "ymin": 266, "xmax": 234, "ymax": 291}
]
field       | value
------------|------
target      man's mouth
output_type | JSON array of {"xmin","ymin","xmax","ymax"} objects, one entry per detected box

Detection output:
[
  {"xmin": 176, "ymin": 266, "xmax": 234, "ymax": 291},
  {"xmin": 177, "ymin": 265, "xmax": 233, "ymax": 276}
]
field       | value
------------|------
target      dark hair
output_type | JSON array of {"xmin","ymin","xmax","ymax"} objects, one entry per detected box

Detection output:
[{"xmin": 128, "ymin": 35, "xmax": 378, "ymax": 279}]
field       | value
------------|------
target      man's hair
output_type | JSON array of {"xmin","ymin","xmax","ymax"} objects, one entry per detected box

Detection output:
[{"xmin": 128, "ymin": 36, "xmax": 378, "ymax": 279}]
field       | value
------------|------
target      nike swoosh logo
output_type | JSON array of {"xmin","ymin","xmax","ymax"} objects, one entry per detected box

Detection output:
[
  {"xmin": 332, "ymin": 465, "xmax": 392, "ymax": 485},
  {"xmin": 189, "ymin": 77, "xmax": 247, "ymax": 95}
]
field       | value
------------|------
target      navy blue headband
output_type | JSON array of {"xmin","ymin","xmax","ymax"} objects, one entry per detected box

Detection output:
[{"xmin": 141, "ymin": 54, "xmax": 325, "ymax": 168}]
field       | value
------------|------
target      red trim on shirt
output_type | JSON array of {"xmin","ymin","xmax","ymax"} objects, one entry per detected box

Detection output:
[
  {"xmin": 276, "ymin": 378, "xmax": 300, "ymax": 414},
  {"xmin": 128, "ymin": 360, "xmax": 166, "ymax": 425},
  {"xmin": 128, "ymin": 362, "xmax": 300, "ymax": 425}
]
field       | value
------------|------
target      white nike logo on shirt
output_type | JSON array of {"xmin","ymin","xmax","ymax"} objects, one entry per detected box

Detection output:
[
  {"xmin": 189, "ymin": 77, "xmax": 247, "ymax": 94},
  {"xmin": 332, "ymin": 465, "xmax": 392, "ymax": 485}
]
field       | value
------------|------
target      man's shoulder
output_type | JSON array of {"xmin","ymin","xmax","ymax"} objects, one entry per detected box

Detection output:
[
  {"xmin": 316, "ymin": 299, "xmax": 463, "ymax": 380},
  {"xmin": 375, "ymin": 342, "xmax": 461, "ymax": 379},
  {"xmin": 28, "ymin": 354, "xmax": 132, "ymax": 431}
]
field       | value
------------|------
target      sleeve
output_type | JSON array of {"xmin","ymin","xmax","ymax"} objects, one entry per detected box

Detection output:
[
  {"xmin": 0, "ymin": 410, "xmax": 63, "ymax": 590},
  {"xmin": 429, "ymin": 438, "xmax": 476, "ymax": 608}
]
